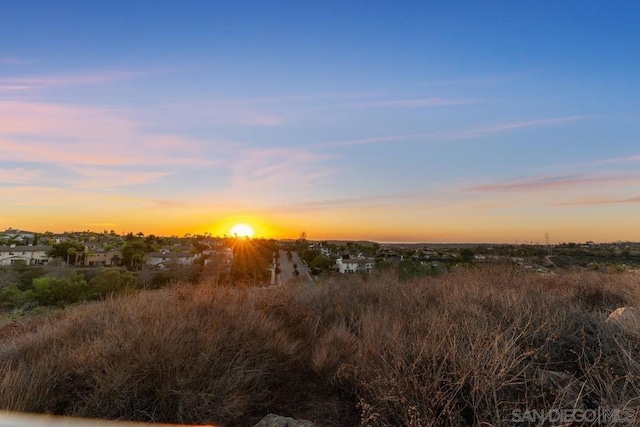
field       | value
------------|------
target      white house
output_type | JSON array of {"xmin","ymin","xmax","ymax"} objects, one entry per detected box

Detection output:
[
  {"xmin": 145, "ymin": 249, "xmax": 197, "ymax": 269},
  {"xmin": 0, "ymin": 245, "xmax": 51, "ymax": 266},
  {"xmin": 336, "ymin": 257, "xmax": 375, "ymax": 274}
]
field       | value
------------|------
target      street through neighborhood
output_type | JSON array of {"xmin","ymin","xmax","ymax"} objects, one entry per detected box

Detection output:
[{"xmin": 277, "ymin": 250, "xmax": 313, "ymax": 286}]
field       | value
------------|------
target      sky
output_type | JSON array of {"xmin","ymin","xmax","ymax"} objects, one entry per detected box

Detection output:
[{"xmin": 1, "ymin": 1, "xmax": 639, "ymax": 243}]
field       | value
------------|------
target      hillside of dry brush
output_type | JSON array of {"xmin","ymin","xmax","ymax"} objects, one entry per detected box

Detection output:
[{"xmin": 1, "ymin": 267, "xmax": 640, "ymax": 426}]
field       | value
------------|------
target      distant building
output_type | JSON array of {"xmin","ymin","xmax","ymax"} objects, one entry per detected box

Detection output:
[
  {"xmin": 0, "ymin": 245, "xmax": 51, "ymax": 266},
  {"xmin": 83, "ymin": 247, "xmax": 122, "ymax": 267},
  {"xmin": 0, "ymin": 228, "xmax": 36, "ymax": 243},
  {"xmin": 146, "ymin": 249, "xmax": 197, "ymax": 269},
  {"xmin": 336, "ymin": 257, "xmax": 375, "ymax": 274}
]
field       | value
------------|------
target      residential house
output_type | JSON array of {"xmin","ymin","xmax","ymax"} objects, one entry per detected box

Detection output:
[
  {"xmin": 0, "ymin": 245, "xmax": 51, "ymax": 266},
  {"xmin": 146, "ymin": 249, "xmax": 197, "ymax": 269},
  {"xmin": 336, "ymin": 256, "xmax": 375, "ymax": 274},
  {"xmin": 83, "ymin": 247, "xmax": 122, "ymax": 267}
]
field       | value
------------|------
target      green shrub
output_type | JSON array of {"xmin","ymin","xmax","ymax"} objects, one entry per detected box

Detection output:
[
  {"xmin": 87, "ymin": 269, "xmax": 138, "ymax": 300},
  {"xmin": 32, "ymin": 271, "xmax": 88, "ymax": 307}
]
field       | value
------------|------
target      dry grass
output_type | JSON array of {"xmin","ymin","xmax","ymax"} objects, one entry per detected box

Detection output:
[{"xmin": 1, "ymin": 267, "xmax": 640, "ymax": 426}]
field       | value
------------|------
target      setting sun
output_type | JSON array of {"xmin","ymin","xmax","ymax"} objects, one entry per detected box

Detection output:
[{"xmin": 230, "ymin": 223, "xmax": 254, "ymax": 238}]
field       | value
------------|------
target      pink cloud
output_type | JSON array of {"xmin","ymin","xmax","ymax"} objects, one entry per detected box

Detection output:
[
  {"xmin": 598, "ymin": 154, "xmax": 640, "ymax": 164},
  {"xmin": 0, "ymin": 85, "xmax": 32, "ymax": 91},
  {"xmin": 215, "ymin": 147, "xmax": 338, "ymax": 203},
  {"xmin": 231, "ymin": 148, "xmax": 334, "ymax": 182},
  {"xmin": 551, "ymin": 196, "xmax": 640, "ymax": 206},
  {"xmin": 0, "ymin": 168, "xmax": 42, "ymax": 184},
  {"xmin": 556, "ymin": 153, "xmax": 640, "ymax": 170},
  {"xmin": 131, "ymin": 103, "xmax": 286, "ymax": 127},
  {"xmin": 0, "ymin": 101, "xmax": 218, "ymax": 167},
  {"xmin": 0, "ymin": 101, "xmax": 137, "ymax": 136},
  {"xmin": 66, "ymin": 167, "xmax": 176, "ymax": 189},
  {"xmin": 468, "ymin": 171, "xmax": 640, "ymax": 192},
  {"xmin": 276, "ymin": 194, "xmax": 417, "ymax": 213},
  {"xmin": 0, "ymin": 69, "xmax": 162, "ymax": 91},
  {"xmin": 0, "ymin": 185, "xmax": 188, "ymax": 211}
]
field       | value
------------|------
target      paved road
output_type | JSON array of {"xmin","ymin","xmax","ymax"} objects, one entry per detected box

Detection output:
[{"xmin": 278, "ymin": 250, "xmax": 313, "ymax": 285}]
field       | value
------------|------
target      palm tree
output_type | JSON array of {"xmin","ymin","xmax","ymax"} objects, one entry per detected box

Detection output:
[{"xmin": 67, "ymin": 247, "xmax": 77, "ymax": 265}]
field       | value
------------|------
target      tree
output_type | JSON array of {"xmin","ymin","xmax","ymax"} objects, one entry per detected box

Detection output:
[
  {"xmin": 460, "ymin": 249, "xmax": 475, "ymax": 264},
  {"xmin": 121, "ymin": 240, "xmax": 149, "ymax": 270},
  {"xmin": 309, "ymin": 255, "xmax": 334, "ymax": 274},
  {"xmin": 295, "ymin": 231, "xmax": 308, "ymax": 251},
  {"xmin": 300, "ymin": 249, "xmax": 321, "ymax": 265},
  {"xmin": 48, "ymin": 241, "xmax": 85, "ymax": 264},
  {"xmin": 67, "ymin": 247, "xmax": 77, "ymax": 265},
  {"xmin": 88, "ymin": 269, "xmax": 138, "ymax": 300}
]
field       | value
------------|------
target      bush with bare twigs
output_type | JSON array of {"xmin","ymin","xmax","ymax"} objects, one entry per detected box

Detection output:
[{"xmin": 1, "ymin": 267, "xmax": 640, "ymax": 426}]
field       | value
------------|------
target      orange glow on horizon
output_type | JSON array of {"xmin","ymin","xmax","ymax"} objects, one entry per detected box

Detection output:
[{"xmin": 5, "ymin": 208, "xmax": 640, "ymax": 244}]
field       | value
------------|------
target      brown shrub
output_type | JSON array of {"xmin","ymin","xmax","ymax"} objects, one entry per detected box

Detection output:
[{"xmin": 0, "ymin": 268, "xmax": 639, "ymax": 426}]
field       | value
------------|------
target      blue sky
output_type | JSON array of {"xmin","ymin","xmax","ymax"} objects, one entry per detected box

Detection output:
[{"xmin": 1, "ymin": 1, "xmax": 639, "ymax": 242}]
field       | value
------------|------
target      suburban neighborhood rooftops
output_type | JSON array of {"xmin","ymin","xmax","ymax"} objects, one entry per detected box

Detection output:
[{"xmin": 0, "ymin": 245, "xmax": 51, "ymax": 251}]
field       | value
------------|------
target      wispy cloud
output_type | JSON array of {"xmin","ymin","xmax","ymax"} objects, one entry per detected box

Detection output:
[
  {"xmin": 1, "ymin": 57, "xmax": 35, "ymax": 65},
  {"xmin": 326, "ymin": 132, "xmax": 435, "ymax": 147},
  {"xmin": 441, "ymin": 115, "xmax": 596, "ymax": 140},
  {"xmin": 212, "ymin": 92, "xmax": 382, "ymax": 104},
  {"xmin": 551, "ymin": 196, "xmax": 640, "ymax": 206},
  {"xmin": 341, "ymin": 97, "xmax": 478, "ymax": 108},
  {"xmin": 230, "ymin": 148, "xmax": 336, "ymax": 186},
  {"xmin": 0, "ymin": 99, "xmax": 341, "ymax": 209},
  {"xmin": 588, "ymin": 153, "xmax": 640, "ymax": 164},
  {"xmin": 137, "ymin": 103, "xmax": 286, "ymax": 127},
  {"xmin": 103, "ymin": 194, "xmax": 188, "ymax": 210},
  {"xmin": 554, "ymin": 153, "xmax": 640, "ymax": 170},
  {"xmin": 0, "ymin": 168, "xmax": 42, "ymax": 184},
  {"xmin": 421, "ymin": 72, "xmax": 529, "ymax": 86},
  {"xmin": 131, "ymin": 92, "xmax": 385, "ymax": 128},
  {"xmin": 0, "ymin": 69, "xmax": 161, "ymax": 91},
  {"xmin": 0, "ymin": 101, "xmax": 219, "ymax": 167},
  {"xmin": 0, "ymin": 85, "xmax": 32, "ymax": 91},
  {"xmin": 323, "ymin": 115, "xmax": 594, "ymax": 148},
  {"xmin": 277, "ymin": 194, "xmax": 417, "ymax": 213},
  {"xmin": 468, "ymin": 171, "xmax": 640, "ymax": 192},
  {"xmin": 65, "ymin": 166, "xmax": 176, "ymax": 189}
]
